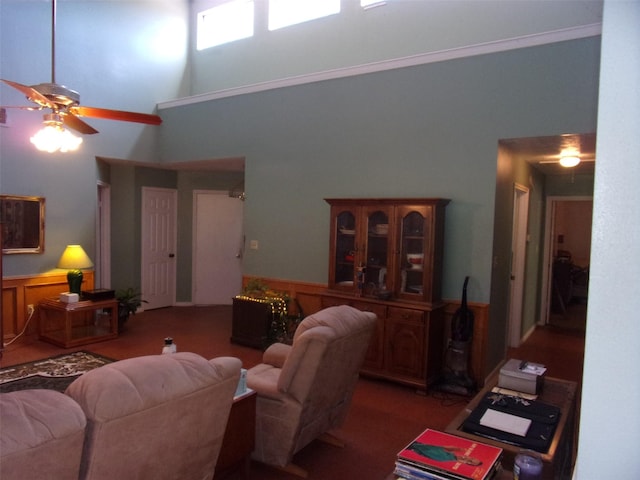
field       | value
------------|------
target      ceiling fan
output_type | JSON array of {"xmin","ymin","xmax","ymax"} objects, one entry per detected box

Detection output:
[{"xmin": 0, "ymin": 0, "xmax": 161, "ymax": 149}]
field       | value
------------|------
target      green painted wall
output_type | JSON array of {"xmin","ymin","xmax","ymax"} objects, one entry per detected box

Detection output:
[
  {"xmin": 110, "ymin": 165, "xmax": 139, "ymax": 289},
  {"xmin": 546, "ymin": 173, "xmax": 595, "ymax": 196},
  {"xmin": 161, "ymin": 38, "xmax": 601, "ymax": 302}
]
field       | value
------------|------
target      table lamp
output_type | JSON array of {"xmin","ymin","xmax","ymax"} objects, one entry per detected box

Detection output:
[{"xmin": 57, "ymin": 245, "xmax": 93, "ymax": 294}]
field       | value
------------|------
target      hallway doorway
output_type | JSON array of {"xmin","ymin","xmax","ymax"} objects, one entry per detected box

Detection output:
[{"xmin": 541, "ymin": 197, "xmax": 592, "ymax": 331}]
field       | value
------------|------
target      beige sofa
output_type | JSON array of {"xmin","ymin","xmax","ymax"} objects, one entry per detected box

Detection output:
[
  {"xmin": 0, "ymin": 353, "xmax": 241, "ymax": 480},
  {"xmin": 247, "ymin": 305, "xmax": 376, "ymax": 476},
  {"xmin": 0, "ymin": 389, "xmax": 87, "ymax": 480}
]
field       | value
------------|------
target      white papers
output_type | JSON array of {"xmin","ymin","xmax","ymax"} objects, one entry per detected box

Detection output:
[
  {"xmin": 491, "ymin": 386, "xmax": 538, "ymax": 401},
  {"xmin": 520, "ymin": 361, "xmax": 547, "ymax": 376},
  {"xmin": 480, "ymin": 408, "xmax": 532, "ymax": 437}
]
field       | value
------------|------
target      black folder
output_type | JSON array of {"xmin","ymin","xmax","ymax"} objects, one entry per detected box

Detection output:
[{"xmin": 462, "ymin": 392, "xmax": 560, "ymax": 453}]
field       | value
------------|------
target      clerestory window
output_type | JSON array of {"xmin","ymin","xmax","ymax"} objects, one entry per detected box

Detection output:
[
  {"xmin": 197, "ymin": 0, "xmax": 255, "ymax": 50},
  {"xmin": 268, "ymin": 0, "xmax": 340, "ymax": 31},
  {"xmin": 361, "ymin": 0, "xmax": 387, "ymax": 8}
]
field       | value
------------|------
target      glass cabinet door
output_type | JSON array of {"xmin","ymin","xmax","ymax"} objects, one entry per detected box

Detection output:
[
  {"xmin": 397, "ymin": 206, "xmax": 432, "ymax": 300},
  {"xmin": 331, "ymin": 208, "xmax": 358, "ymax": 290},
  {"xmin": 327, "ymin": 199, "xmax": 446, "ymax": 303},
  {"xmin": 363, "ymin": 207, "xmax": 392, "ymax": 293}
]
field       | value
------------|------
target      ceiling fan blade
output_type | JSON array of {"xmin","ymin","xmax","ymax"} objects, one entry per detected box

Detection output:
[
  {"xmin": 71, "ymin": 105, "xmax": 162, "ymax": 125},
  {"xmin": 62, "ymin": 112, "xmax": 99, "ymax": 135},
  {"xmin": 1, "ymin": 79, "xmax": 56, "ymax": 109}
]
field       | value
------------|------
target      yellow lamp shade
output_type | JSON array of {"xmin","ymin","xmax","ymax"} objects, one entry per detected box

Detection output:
[{"xmin": 57, "ymin": 245, "xmax": 93, "ymax": 294}]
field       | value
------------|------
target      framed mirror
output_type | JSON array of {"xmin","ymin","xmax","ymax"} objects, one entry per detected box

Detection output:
[{"xmin": 1, "ymin": 195, "xmax": 45, "ymax": 254}]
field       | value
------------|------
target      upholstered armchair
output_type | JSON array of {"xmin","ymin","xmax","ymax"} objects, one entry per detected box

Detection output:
[
  {"xmin": 0, "ymin": 389, "xmax": 87, "ymax": 480},
  {"xmin": 66, "ymin": 352, "xmax": 241, "ymax": 480},
  {"xmin": 247, "ymin": 305, "xmax": 376, "ymax": 477}
]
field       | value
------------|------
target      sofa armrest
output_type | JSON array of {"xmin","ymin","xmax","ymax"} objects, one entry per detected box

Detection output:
[{"xmin": 263, "ymin": 343, "xmax": 291, "ymax": 368}]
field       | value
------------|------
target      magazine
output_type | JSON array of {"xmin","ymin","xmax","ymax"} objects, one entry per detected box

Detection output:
[{"xmin": 397, "ymin": 429, "xmax": 503, "ymax": 480}]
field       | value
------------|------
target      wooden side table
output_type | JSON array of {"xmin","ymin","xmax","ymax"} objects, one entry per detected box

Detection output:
[
  {"xmin": 214, "ymin": 389, "xmax": 256, "ymax": 479},
  {"xmin": 38, "ymin": 297, "xmax": 118, "ymax": 348}
]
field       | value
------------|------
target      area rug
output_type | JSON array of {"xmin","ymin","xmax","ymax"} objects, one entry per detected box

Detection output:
[{"xmin": 0, "ymin": 351, "xmax": 113, "ymax": 394}]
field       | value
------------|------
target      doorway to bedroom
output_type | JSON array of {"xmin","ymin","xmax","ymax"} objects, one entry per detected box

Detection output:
[{"xmin": 543, "ymin": 197, "xmax": 592, "ymax": 331}]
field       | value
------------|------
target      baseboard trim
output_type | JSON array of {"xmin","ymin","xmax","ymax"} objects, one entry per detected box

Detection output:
[{"xmin": 173, "ymin": 301, "xmax": 196, "ymax": 307}]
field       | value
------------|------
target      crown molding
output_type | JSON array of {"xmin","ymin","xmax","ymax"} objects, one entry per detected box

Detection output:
[{"xmin": 158, "ymin": 23, "xmax": 602, "ymax": 110}]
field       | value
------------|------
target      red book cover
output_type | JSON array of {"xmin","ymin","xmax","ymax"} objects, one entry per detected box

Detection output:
[{"xmin": 397, "ymin": 429, "xmax": 503, "ymax": 480}]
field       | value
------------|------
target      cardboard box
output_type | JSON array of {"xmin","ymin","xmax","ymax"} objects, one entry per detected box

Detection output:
[{"xmin": 498, "ymin": 359, "xmax": 544, "ymax": 394}]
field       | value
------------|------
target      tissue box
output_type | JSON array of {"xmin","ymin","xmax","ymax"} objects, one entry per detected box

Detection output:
[
  {"xmin": 498, "ymin": 359, "xmax": 543, "ymax": 394},
  {"xmin": 59, "ymin": 292, "xmax": 79, "ymax": 303}
]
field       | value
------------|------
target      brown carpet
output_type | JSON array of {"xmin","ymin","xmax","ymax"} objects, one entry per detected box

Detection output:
[{"xmin": 0, "ymin": 305, "xmax": 584, "ymax": 480}]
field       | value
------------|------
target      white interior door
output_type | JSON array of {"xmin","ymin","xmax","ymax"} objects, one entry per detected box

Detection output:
[
  {"xmin": 193, "ymin": 190, "xmax": 244, "ymax": 305},
  {"xmin": 141, "ymin": 187, "xmax": 177, "ymax": 310},
  {"xmin": 508, "ymin": 183, "xmax": 530, "ymax": 347}
]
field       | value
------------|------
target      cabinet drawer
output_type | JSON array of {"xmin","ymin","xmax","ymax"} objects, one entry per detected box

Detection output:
[{"xmin": 388, "ymin": 306, "xmax": 423, "ymax": 324}]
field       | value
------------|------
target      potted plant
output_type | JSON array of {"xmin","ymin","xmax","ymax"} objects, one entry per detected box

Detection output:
[
  {"xmin": 115, "ymin": 287, "xmax": 147, "ymax": 329},
  {"xmin": 266, "ymin": 297, "xmax": 304, "ymax": 347}
]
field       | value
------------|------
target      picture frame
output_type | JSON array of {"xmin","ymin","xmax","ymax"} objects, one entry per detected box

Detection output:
[{"xmin": 0, "ymin": 195, "xmax": 45, "ymax": 254}]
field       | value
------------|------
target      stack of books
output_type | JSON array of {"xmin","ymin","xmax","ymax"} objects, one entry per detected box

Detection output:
[{"xmin": 395, "ymin": 429, "xmax": 503, "ymax": 480}]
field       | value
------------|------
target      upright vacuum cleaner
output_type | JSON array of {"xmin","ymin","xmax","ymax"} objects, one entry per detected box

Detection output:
[{"xmin": 437, "ymin": 276, "xmax": 477, "ymax": 395}]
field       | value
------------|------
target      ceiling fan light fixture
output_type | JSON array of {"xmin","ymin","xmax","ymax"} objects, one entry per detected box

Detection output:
[
  {"xmin": 559, "ymin": 155, "xmax": 580, "ymax": 168},
  {"xmin": 30, "ymin": 113, "xmax": 82, "ymax": 153}
]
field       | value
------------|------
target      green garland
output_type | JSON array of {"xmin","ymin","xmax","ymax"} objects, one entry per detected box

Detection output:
[{"xmin": 234, "ymin": 294, "xmax": 289, "ymax": 317}]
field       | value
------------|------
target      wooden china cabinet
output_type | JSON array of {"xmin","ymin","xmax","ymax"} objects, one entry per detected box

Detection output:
[{"xmin": 322, "ymin": 198, "xmax": 449, "ymax": 392}]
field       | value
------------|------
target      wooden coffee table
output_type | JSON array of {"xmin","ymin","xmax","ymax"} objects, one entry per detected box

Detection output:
[{"xmin": 445, "ymin": 374, "xmax": 577, "ymax": 480}]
